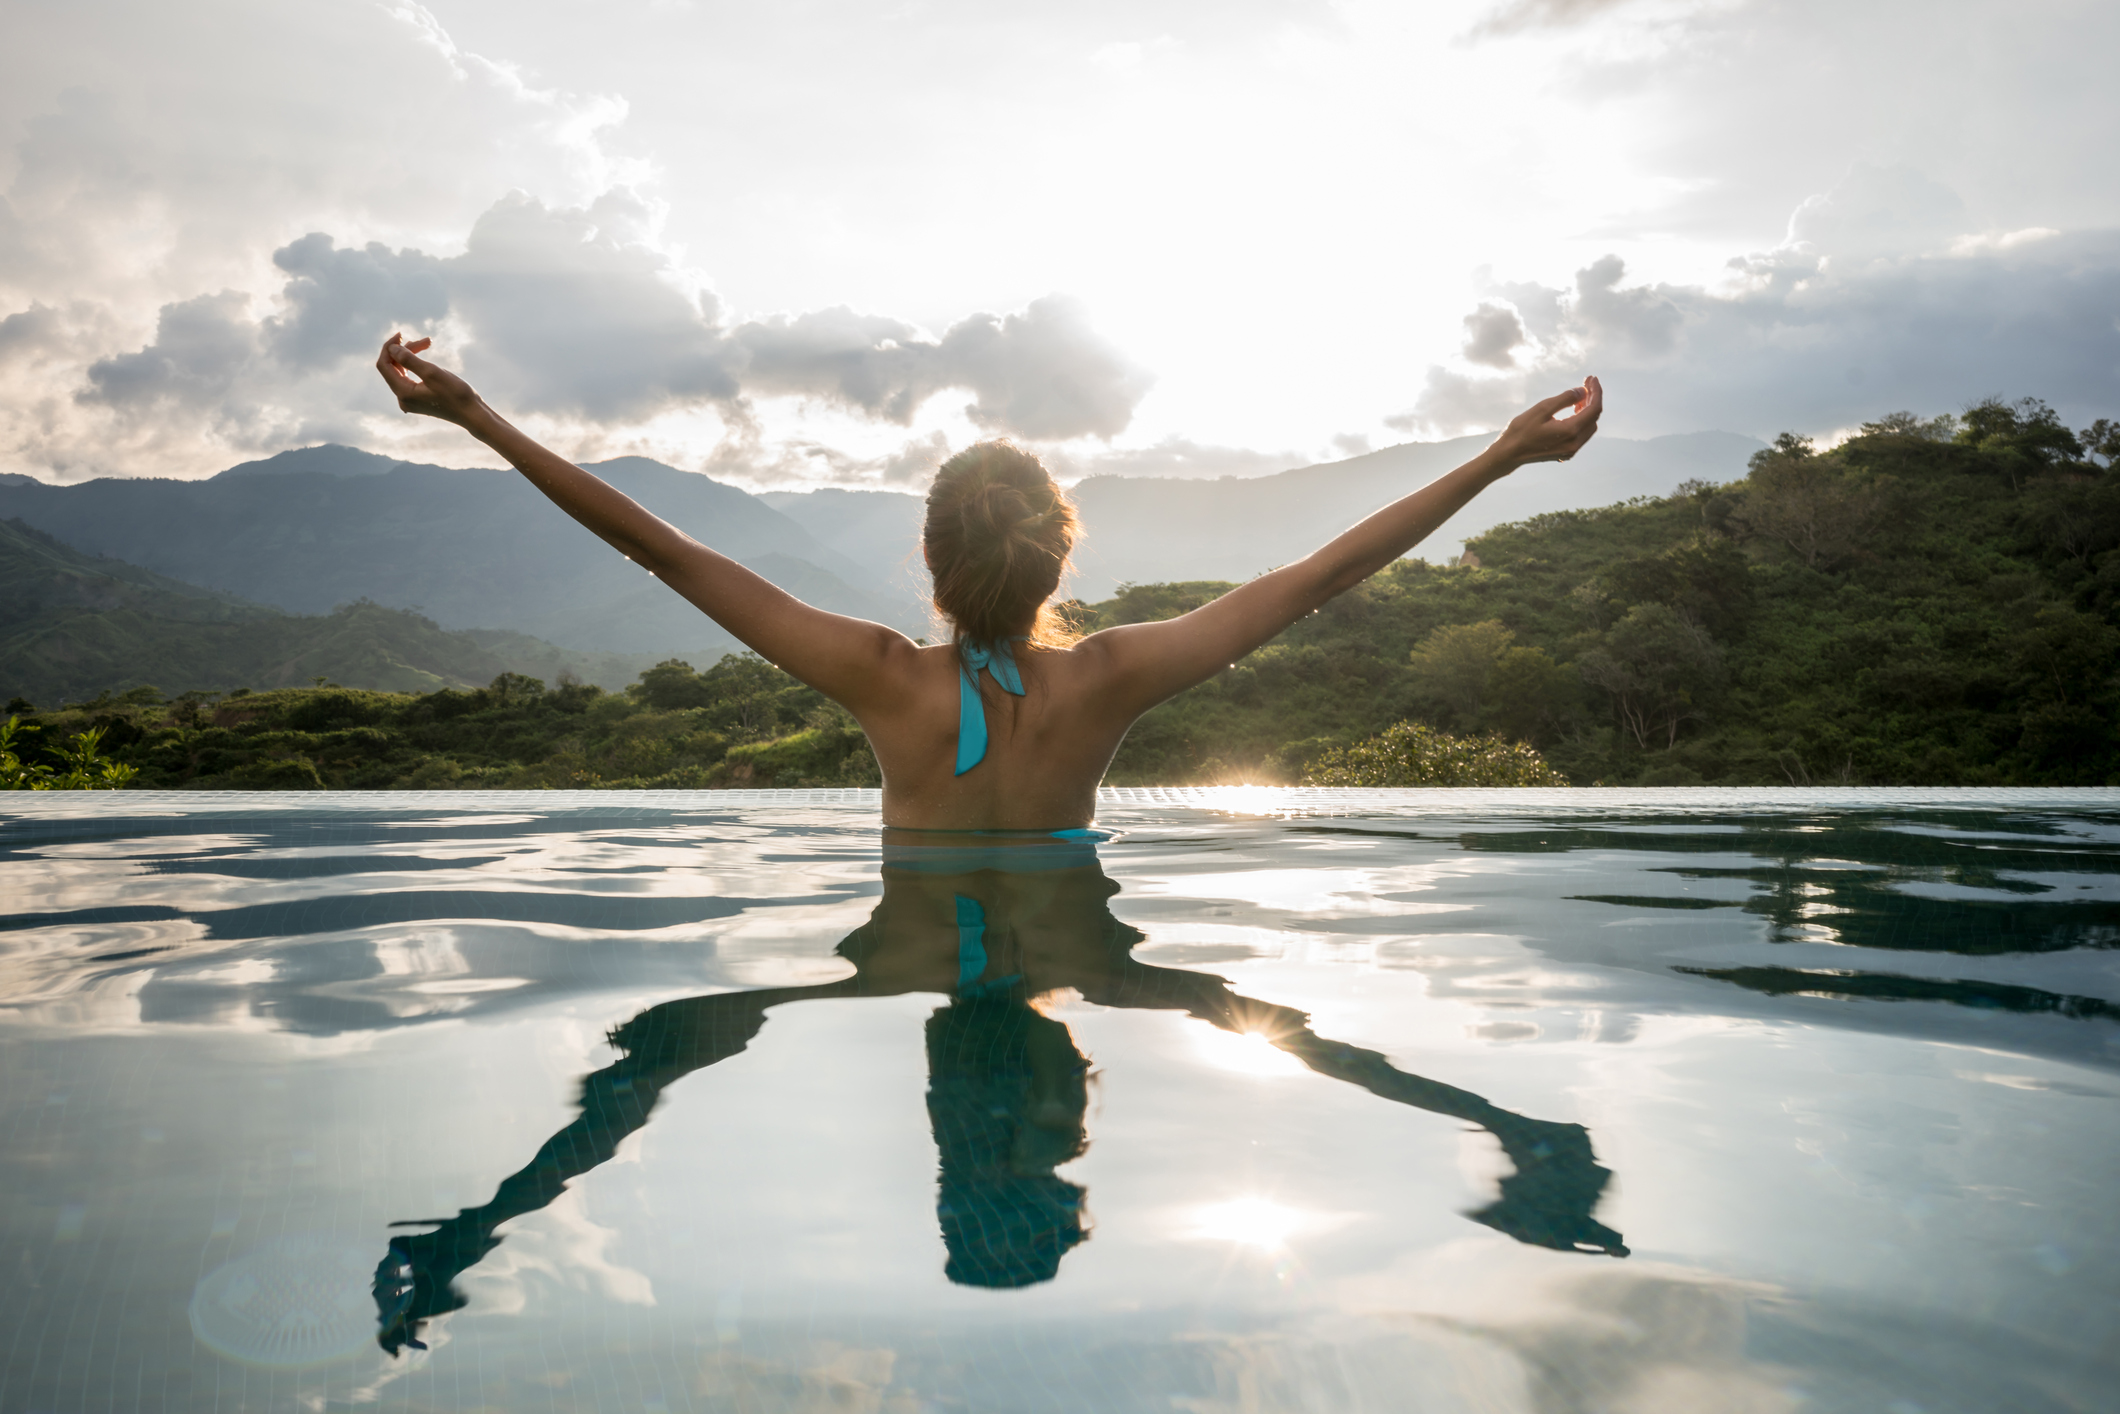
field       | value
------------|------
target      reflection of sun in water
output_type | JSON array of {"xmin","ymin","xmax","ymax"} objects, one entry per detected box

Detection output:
[
  {"xmin": 1188, "ymin": 1197, "xmax": 1306, "ymax": 1249},
  {"xmin": 1191, "ymin": 1026, "xmax": 1306, "ymax": 1078}
]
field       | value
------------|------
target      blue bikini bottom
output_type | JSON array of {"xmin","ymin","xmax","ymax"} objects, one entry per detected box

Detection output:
[
  {"xmin": 879, "ymin": 827, "xmax": 1114, "ymax": 877},
  {"xmin": 877, "ymin": 828, "xmax": 1118, "ymax": 997}
]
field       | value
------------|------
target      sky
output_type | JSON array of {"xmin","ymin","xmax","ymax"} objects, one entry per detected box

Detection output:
[{"xmin": 2, "ymin": 0, "xmax": 2116, "ymax": 488}]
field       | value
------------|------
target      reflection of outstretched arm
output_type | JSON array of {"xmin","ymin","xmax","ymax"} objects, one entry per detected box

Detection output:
[
  {"xmin": 1083, "ymin": 962, "xmax": 1627, "ymax": 1258},
  {"xmin": 374, "ymin": 979, "xmax": 863, "ymax": 1355}
]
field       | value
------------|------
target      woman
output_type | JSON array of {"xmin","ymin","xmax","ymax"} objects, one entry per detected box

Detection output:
[
  {"xmin": 375, "ymin": 335, "xmax": 1600, "ymax": 826},
  {"xmin": 368, "ymin": 341, "xmax": 1619, "ymax": 1356}
]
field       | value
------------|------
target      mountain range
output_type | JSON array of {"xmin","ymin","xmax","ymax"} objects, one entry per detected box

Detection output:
[
  {"xmin": 0, "ymin": 430, "xmax": 1763, "ymax": 701},
  {"xmin": 762, "ymin": 432, "xmax": 1764, "ymax": 600},
  {"xmin": 0, "ymin": 516, "xmax": 662, "ymax": 704},
  {"xmin": 0, "ymin": 446, "xmax": 928, "ymax": 664}
]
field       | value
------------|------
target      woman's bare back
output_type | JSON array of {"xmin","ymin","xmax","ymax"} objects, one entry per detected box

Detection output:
[{"xmin": 857, "ymin": 641, "xmax": 1136, "ymax": 829}]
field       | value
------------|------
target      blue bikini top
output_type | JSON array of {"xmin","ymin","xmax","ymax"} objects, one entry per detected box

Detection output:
[{"xmin": 955, "ymin": 637, "xmax": 1027, "ymax": 775}]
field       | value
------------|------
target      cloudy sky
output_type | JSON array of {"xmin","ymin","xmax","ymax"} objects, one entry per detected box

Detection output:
[{"xmin": 3, "ymin": 0, "xmax": 2116, "ymax": 486}]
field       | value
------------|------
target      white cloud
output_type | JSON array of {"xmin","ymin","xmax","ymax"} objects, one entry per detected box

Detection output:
[
  {"xmin": 1040, "ymin": 436, "xmax": 1305, "ymax": 483},
  {"xmin": 81, "ymin": 292, "xmax": 258, "ymax": 413},
  {"xmin": 1460, "ymin": 302, "xmax": 1529, "ymax": 369},
  {"xmin": 0, "ymin": 3, "xmax": 1152, "ymax": 481},
  {"xmin": 447, "ymin": 190, "xmax": 739, "ymax": 422},
  {"xmin": 1468, "ymin": 0, "xmax": 1644, "ymax": 38},
  {"xmin": 77, "ymin": 192, "xmax": 1150, "ymax": 448},
  {"xmin": 1786, "ymin": 162, "xmax": 1967, "ymax": 266},
  {"xmin": 5, "ymin": 0, "xmax": 2119, "ymax": 483},
  {"xmin": 267, "ymin": 235, "xmax": 452, "ymax": 371},
  {"xmin": 1398, "ymin": 170, "xmax": 2120, "ymax": 441}
]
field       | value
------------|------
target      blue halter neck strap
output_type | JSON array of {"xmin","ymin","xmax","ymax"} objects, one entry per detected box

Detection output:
[{"xmin": 955, "ymin": 637, "xmax": 1026, "ymax": 775}]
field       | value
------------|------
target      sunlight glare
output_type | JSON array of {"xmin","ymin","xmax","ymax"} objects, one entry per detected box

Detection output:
[
  {"xmin": 1191, "ymin": 1025, "xmax": 1306, "ymax": 1078},
  {"xmin": 1188, "ymin": 1197, "xmax": 1305, "ymax": 1249},
  {"xmin": 1197, "ymin": 786, "xmax": 1294, "ymax": 818}
]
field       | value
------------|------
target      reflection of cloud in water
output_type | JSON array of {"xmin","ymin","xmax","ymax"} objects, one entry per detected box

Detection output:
[
  {"xmin": 1133, "ymin": 923, "xmax": 1285, "ymax": 966},
  {"xmin": 1139, "ymin": 869, "xmax": 1395, "ymax": 915},
  {"xmin": 463, "ymin": 1183, "xmax": 658, "ymax": 1314},
  {"xmin": 1421, "ymin": 1268, "xmax": 1804, "ymax": 1414},
  {"xmin": 695, "ymin": 1342, "xmax": 900, "ymax": 1413}
]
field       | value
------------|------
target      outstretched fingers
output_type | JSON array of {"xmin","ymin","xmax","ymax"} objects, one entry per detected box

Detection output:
[
  {"xmin": 375, "ymin": 334, "xmax": 479, "ymax": 423},
  {"xmin": 375, "ymin": 334, "xmax": 424, "ymax": 409},
  {"xmin": 1535, "ymin": 376, "xmax": 1602, "ymax": 461},
  {"xmin": 1529, "ymin": 385, "xmax": 1587, "ymax": 421},
  {"xmin": 389, "ymin": 336, "xmax": 434, "ymax": 371},
  {"xmin": 1492, "ymin": 376, "xmax": 1604, "ymax": 465},
  {"xmin": 1563, "ymin": 375, "xmax": 1603, "ymax": 455}
]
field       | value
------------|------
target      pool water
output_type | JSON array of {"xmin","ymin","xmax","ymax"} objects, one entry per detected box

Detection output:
[{"xmin": 2, "ymin": 787, "xmax": 2116, "ymax": 1413}]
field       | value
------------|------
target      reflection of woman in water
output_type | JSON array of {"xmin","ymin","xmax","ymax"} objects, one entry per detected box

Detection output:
[
  {"xmin": 372, "ymin": 336, "xmax": 1611, "ymax": 1353},
  {"xmin": 375, "ymin": 842, "xmax": 1627, "ymax": 1355}
]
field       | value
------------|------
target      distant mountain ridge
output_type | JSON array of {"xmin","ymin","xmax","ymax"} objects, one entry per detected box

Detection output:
[
  {"xmin": 1062, "ymin": 431, "xmax": 1763, "ymax": 599},
  {"xmin": 0, "ymin": 432, "xmax": 1763, "ymax": 659},
  {"xmin": 214, "ymin": 444, "xmax": 412, "ymax": 480},
  {"xmin": 0, "ymin": 517, "xmax": 659, "ymax": 704},
  {"xmin": 1, "ymin": 515, "xmax": 275, "ymax": 625},
  {"xmin": 760, "ymin": 431, "xmax": 1766, "ymax": 600},
  {"xmin": 0, "ymin": 447, "xmax": 927, "ymax": 662}
]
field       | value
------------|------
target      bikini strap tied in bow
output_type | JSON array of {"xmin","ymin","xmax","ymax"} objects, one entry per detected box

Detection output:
[{"xmin": 955, "ymin": 637, "xmax": 1026, "ymax": 775}]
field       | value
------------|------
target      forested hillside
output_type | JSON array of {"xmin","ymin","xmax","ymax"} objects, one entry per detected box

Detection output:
[
  {"xmin": 9, "ymin": 657, "xmax": 877, "ymax": 790},
  {"xmin": 1087, "ymin": 400, "xmax": 2119, "ymax": 786},
  {"xmin": 0, "ymin": 446, "xmax": 917, "ymax": 661},
  {"xmin": 12, "ymin": 399, "xmax": 2115, "ymax": 789},
  {"xmin": 0, "ymin": 518, "xmax": 659, "ymax": 702}
]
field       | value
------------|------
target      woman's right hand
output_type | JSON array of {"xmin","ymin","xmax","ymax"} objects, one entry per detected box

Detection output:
[
  {"xmin": 1492, "ymin": 375, "xmax": 1603, "ymax": 467},
  {"xmin": 375, "ymin": 334, "xmax": 489, "ymax": 429}
]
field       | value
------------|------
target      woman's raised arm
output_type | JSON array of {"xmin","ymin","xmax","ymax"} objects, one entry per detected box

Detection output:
[
  {"xmin": 1080, "ymin": 377, "xmax": 1603, "ymax": 716},
  {"xmin": 374, "ymin": 335, "xmax": 915, "ymax": 707}
]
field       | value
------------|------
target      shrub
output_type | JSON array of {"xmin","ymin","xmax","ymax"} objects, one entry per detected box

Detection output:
[
  {"xmin": 1301, "ymin": 721, "xmax": 1569, "ymax": 787},
  {"xmin": 1, "ymin": 716, "xmax": 139, "ymax": 790}
]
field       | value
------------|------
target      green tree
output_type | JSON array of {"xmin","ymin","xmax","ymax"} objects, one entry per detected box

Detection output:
[
  {"xmin": 2016, "ymin": 474, "xmax": 2120, "ymax": 575},
  {"xmin": 1404, "ymin": 620, "xmax": 1575, "ymax": 743},
  {"xmin": 2082, "ymin": 418, "xmax": 2120, "ymax": 470},
  {"xmin": 1727, "ymin": 435, "xmax": 1895, "ymax": 571},
  {"xmin": 1407, "ymin": 621, "xmax": 1515, "ymax": 721},
  {"xmin": 1957, "ymin": 397, "xmax": 2084, "ymax": 487},
  {"xmin": 626, "ymin": 659, "xmax": 716, "ymax": 712},
  {"xmin": 1577, "ymin": 604, "xmax": 1726, "ymax": 751},
  {"xmin": 1859, "ymin": 411, "xmax": 1957, "ymax": 441},
  {"xmin": 1602, "ymin": 535, "xmax": 1754, "ymax": 636}
]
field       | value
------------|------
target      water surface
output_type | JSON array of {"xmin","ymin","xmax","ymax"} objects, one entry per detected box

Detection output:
[{"xmin": 3, "ymin": 787, "xmax": 2116, "ymax": 1412}]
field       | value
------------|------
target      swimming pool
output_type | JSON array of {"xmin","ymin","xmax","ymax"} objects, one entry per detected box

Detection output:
[{"xmin": 2, "ymin": 787, "xmax": 2115, "ymax": 1412}]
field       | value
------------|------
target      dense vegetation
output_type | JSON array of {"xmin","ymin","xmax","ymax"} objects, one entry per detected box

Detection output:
[
  {"xmin": 1, "ymin": 717, "xmax": 135, "ymax": 789},
  {"xmin": 2, "ymin": 656, "xmax": 877, "ymax": 790},
  {"xmin": 7, "ymin": 398, "xmax": 2115, "ymax": 789},
  {"xmin": 1083, "ymin": 400, "xmax": 2119, "ymax": 786}
]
